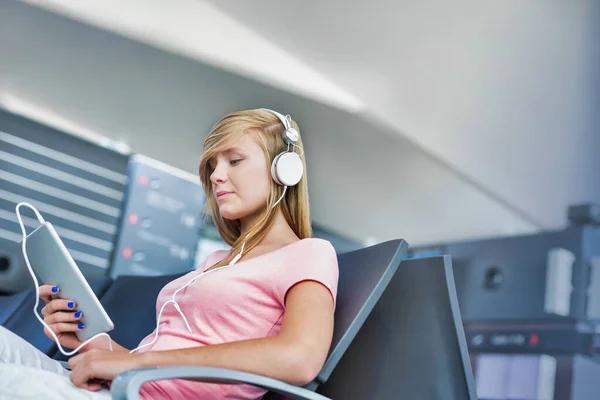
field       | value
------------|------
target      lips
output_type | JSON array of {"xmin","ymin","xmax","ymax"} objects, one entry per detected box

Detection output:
[{"xmin": 216, "ymin": 191, "xmax": 233, "ymax": 199}]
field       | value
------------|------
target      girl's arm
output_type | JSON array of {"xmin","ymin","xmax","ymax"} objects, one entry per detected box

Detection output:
[{"xmin": 139, "ymin": 280, "xmax": 335, "ymax": 386}]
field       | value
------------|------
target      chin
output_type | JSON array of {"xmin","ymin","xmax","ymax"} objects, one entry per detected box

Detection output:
[
  {"xmin": 219, "ymin": 203, "xmax": 264, "ymax": 222},
  {"xmin": 218, "ymin": 206, "xmax": 244, "ymax": 220}
]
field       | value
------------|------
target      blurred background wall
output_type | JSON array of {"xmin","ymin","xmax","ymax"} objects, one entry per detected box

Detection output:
[{"xmin": 2, "ymin": 0, "xmax": 598, "ymax": 248}]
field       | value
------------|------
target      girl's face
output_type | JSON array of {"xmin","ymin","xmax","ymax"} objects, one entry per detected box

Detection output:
[{"xmin": 209, "ymin": 133, "xmax": 271, "ymax": 222}]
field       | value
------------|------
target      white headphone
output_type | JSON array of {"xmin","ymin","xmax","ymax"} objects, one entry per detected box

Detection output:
[{"xmin": 259, "ymin": 108, "xmax": 304, "ymax": 187}]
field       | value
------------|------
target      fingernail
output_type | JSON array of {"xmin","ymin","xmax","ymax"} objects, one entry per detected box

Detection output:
[
  {"xmin": 68, "ymin": 302, "xmax": 74, "ymax": 309},
  {"xmin": 78, "ymin": 324, "xmax": 85, "ymax": 329},
  {"xmin": 74, "ymin": 311, "xmax": 81, "ymax": 318},
  {"xmin": 52, "ymin": 286, "xmax": 59, "ymax": 293}
]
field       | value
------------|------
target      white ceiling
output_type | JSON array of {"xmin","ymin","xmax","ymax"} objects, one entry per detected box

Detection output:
[
  {"xmin": 205, "ymin": 0, "xmax": 600, "ymax": 229},
  {"xmin": 2, "ymin": 0, "xmax": 597, "ymax": 246},
  {"xmin": 15, "ymin": 0, "xmax": 364, "ymax": 113}
]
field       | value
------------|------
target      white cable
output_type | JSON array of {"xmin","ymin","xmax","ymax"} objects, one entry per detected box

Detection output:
[
  {"xmin": 128, "ymin": 298, "xmax": 182, "ymax": 353},
  {"xmin": 130, "ymin": 231, "xmax": 248, "ymax": 353},
  {"xmin": 293, "ymin": 143, "xmax": 304, "ymax": 158},
  {"xmin": 127, "ymin": 232, "xmax": 245, "ymax": 353},
  {"xmin": 16, "ymin": 202, "xmax": 114, "ymax": 356},
  {"xmin": 17, "ymin": 202, "xmax": 250, "ymax": 357},
  {"xmin": 16, "ymin": 201, "xmax": 212, "ymax": 356},
  {"xmin": 272, "ymin": 186, "xmax": 287, "ymax": 209},
  {"xmin": 129, "ymin": 264, "xmax": 232, "ymax": 353},
  {"xmin": 228, "ymin": 239, "xmax": 246, "ymax": 266}
]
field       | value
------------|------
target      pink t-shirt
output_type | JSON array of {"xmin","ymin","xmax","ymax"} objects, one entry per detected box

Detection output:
[{"xmin": 136, "ymin": 238, "xmax": 339, "ymax": 400}]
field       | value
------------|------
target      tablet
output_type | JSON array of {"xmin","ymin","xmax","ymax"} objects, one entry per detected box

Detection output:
[{"xmin": 24, "ymin": 222, "xmax": 114, "ymax": 341}]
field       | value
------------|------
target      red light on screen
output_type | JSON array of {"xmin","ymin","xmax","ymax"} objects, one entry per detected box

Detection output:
[
  {"xmin": 123, "ymin": 247, "xmax": 132, "ymax": 259},
  {"xmin": 138, "ymin": 176, "xmax": 149, "ymax": 185},
  {"xmin": 529, "ymin": 333, "xmax": 539, "ymax": 347},
  {"xmin": 129, "ymin": 213, "xmax": 138, "ymax": 224}
]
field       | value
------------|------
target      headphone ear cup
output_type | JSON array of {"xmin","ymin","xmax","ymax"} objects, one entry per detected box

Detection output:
[
  {"xmin": 271, "ymin": 152, "xmax": 303, "ymax": 187},
  {"xmin": 271, "ymin": 153, "xmax": 284, "ymax": 186}
]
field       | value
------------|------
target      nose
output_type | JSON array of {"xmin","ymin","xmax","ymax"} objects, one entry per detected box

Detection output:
[{"xmin": 210, "ymin": 162, "xmax": 227, "ymax": 186}]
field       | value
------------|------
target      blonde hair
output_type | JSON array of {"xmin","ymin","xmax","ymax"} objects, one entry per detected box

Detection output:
[{"xmin": 198, "ymin": 109, "xmax": 312, "ymax": 268}]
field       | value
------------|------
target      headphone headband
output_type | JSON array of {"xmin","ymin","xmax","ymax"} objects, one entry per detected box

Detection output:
[{"xmin": 258, "ymin": 108, "xmax": 299, "ymax": 145}]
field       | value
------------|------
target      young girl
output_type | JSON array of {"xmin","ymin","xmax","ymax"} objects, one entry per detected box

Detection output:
[{"xmin": 0, "ymin": 109, "xmax": 339, "ymax": 399}]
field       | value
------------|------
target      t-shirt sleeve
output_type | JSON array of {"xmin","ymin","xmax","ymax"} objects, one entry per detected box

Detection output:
[{"xmin": 274, "ymin": 240, "xmax": 339, "ymax": 309}]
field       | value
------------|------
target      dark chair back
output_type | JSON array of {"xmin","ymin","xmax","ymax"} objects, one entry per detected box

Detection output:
[
  {"xmin": 317, "ymin": 255, "xmax": 478, "ymax": 400},
  {"xmin": 316, "ymin": 239, "xmax": 409, "ymax": 385}
]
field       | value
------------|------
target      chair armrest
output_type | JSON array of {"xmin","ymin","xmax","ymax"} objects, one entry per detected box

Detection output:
[{"xmin": 110, "ymin": 366, "xmax": 331, "ymax": 400}]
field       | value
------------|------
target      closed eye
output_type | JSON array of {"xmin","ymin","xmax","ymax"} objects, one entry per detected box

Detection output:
[
  {"xmin": 207, "ymin": 158, "xmax": 217, "ymax": 170},
  {"xmin": 230, "ymin": 159, "xmax": 242, "ymax": 166}
]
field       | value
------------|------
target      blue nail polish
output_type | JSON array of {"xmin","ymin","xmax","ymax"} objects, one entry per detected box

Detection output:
[
  {"xmin": 68, "ymin": 302, "xmax": 74, "ymax": 309},
  {"xmin": 52, "ymin": 286, "xmax": 59, "ymax": 293},
  {"xmin": 74, "ymin": 311, "xmax": 81, "ymax": 318},
  {"xmin": 78, "ymin": 324, "xmax": 85, "ymax": 329}
]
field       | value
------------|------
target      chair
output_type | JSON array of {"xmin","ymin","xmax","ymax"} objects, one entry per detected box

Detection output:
[
  {"xmin": 0, "ymin": 245, "xmax": 31, "ymax": 294},
  {"xmin": 104, "ymin": 239, "xmax": 409, "ymax": 400},
  {"xmin": 317, "ymin": 255, "xmax": 478, "ymax": 399},
  {"xmin": 0, "ymin": 291, "xmax": 29, "ymax": 326}
]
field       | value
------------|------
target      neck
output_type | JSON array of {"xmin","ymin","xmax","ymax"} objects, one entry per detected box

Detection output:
[{"xmin": 239, "ymin": 208, "xmax": 299, "ymax": 246}]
